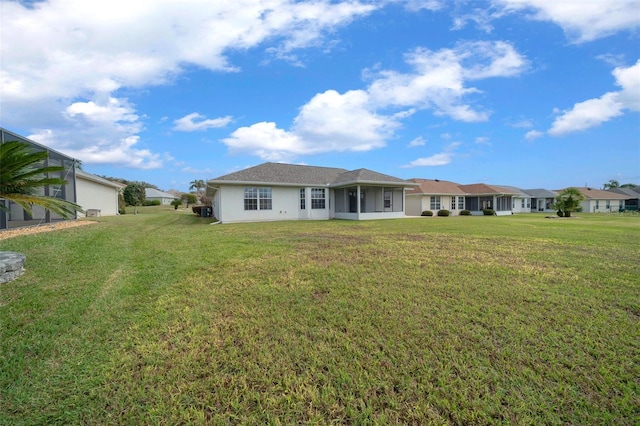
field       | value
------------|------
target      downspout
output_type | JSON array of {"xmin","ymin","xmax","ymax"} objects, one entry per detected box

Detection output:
[
  {"xmin": 44, "ymin": 151, "xmax": 51, "ymax": 223},
  {"xmin": 72, "ymin": 158, "xmax": 78, "ymax": 219}
]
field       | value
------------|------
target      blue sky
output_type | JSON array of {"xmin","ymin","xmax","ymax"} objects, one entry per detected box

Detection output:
[{"xmin": 1, "ymin": 0, "xmax": 639, "ymax": 192}]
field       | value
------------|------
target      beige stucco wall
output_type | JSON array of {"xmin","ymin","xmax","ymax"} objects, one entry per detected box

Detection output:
[
  {"xmin": 76, "ymin": 177, "xmax": 120, "ymax": 216},
  {"xmin": 217, "ymin": 185, "xmax": 331, "ymax": 223}
]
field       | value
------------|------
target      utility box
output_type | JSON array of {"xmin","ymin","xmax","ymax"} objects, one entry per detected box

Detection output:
[
  {"xmin": 86, "ymin": 209, "xmax": 101, "ymax": 217},
  {"xmin": 200, "ymin": 207, "xmax": 212, "ymax": 218}
]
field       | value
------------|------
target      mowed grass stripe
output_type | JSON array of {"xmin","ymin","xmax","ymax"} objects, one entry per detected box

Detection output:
[{"xmin": 1, "ymin": 208, "xmax": 638, "ymax": 424}]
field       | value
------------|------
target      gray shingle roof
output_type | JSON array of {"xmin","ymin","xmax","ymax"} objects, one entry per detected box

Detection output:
[
  {"xmin": 523, "ymin": 189, "xmax": 558, "ymax": 198},
  {"xmin": 209, "ymin": 162, "xmax": 413, "ymax": 187},
  {"xmin": 331, "ymin": 168, "xmax": 411, "ymax": 186},
  {"xmin": 609, "ymin": 187, "xmax": 640, "ymax": 197},
  {"xmin": 495, "ymin": 185, "xmax": 530, "ymax": 197},
  {"xmin": 145, "ymin": 188, "xmax": 178, "ymax": 199}
]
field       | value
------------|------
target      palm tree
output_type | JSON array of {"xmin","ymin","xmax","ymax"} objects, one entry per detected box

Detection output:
[
  {"xmin": 189, "ymin": 179, "xmax": 205, "ymax": 201},
  {"xmin": 552, "ymin": 187, "xmax": 586, "ymax": 218},
  {"xmin": 0, "ymin": 140, "xmax": 82, "ymax": 219}
]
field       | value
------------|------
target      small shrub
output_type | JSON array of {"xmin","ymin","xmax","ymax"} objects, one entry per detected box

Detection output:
[
  {"xmin": 421, "ymin": 210, "xmax": 433, "ymax": 216},
  {"xmin": 483, "ymin": 209, "xmax": 495, "ymax": 216},
  {"xmin": 460, "ymin": 209, "xmax": 471, "ymax": 216},
  {"xmin": 143, "ymin": 199, "xmax": 161, "ymax": 206},
  {"xmin": 437, "ymin": 209, "xmax": 450, "ymax": 217}
]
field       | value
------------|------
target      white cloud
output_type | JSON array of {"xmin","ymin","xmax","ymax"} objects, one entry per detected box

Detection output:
[
  {"xmin": 452, "ymin": 8, "xmax": 499, "ymax": 33},
  {"xmin": 548, "ymin": 93, "xmax": 624, "ymax": 136},
  {"xmin": 181, "ymin": 166, "xmax": 214, "ymax": 175},
  {"xmin": 549, "ymin": 60, "xmax": 639, "ymax": 135},
  {"xmin": 493, "ymin": 0, "xmax": 640, "ymax": 42},
  {"xmin": 223, "ymin": 89, "xmax": 400, "ymax": 161},
  {"xmin": 65, "ymin": 97, "xmax": 139, "ymax": 125},
  {"xmin": 401, "ymin": 142, "xmax": 460, "ymax": 168},
  {"xmin": 475, "ymin": 136, "xmax": 490, "ymax": 145},
  {"xmin": 29, "ymin": 130, "xmax": 163, "ymax": 169},
  {"xmin": 221, "ymin": 41, "xmax": 527, "ymax": 160},
  {"xmin": 391, "ymin": 0, "xmax": 444, "ymax": 12},
  {"xmin": 525, "ymin": 130, "xmax": 543, "ymax": 140},
  {"xmin": 510, "ymin": 118, "xmax": 534, "ymax": 128},
  {"xmin": 367, "ymin": 41, "xmax": 528, "ymax": 122},
  {"xmin": 613, "ymin": 60, "xmax": 640, "ymax": 111},
  {"xmin": 173, "ymin": 113, "xmax": 233, "ymax": 132},
  {"xmin": 408, "ymin": 136, "xmax": 426, "ymax": 147},
  {"xmin": 222, "ymin": 122, "xmax": 303, "ymax": 162},
  {"xmin": 292, "ymin": 90, "xmax": 398, "ymax": 152},
  {"xmin": 0, "ymin": 0, "xmax": 379, "ymax": 168}
]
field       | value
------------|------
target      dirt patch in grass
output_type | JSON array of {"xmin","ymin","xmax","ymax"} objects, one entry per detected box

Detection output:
[{"xmin": 0, "ymin": 220, "xmax": 97, "ymax": 241}]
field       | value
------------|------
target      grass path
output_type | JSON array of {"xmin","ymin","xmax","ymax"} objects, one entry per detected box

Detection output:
[{"xmin": 1, "ymin": 209, "xmax": 638, "ymax": 424}]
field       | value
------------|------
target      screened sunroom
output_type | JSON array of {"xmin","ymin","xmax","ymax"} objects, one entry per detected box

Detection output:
[{"xmin": 0, "ymin": 128, "xmax": 78, "ymax": 230}]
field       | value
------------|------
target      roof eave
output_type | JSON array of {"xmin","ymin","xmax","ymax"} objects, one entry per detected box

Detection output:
[{"xmin": 331, "ymin": 180, "xmax": 418, "ymax": 188}]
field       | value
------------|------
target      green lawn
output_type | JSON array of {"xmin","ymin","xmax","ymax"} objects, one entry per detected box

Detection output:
[{"xmin": 1, "ymin": 208, "xmax": 638, "ymax": 425}]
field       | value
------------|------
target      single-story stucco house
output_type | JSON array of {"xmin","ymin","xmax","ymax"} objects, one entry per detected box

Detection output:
[
  {"xmin": 76, "ymin": 170, "xmax": 125, "ymax": 217},
  {"xmin": 524, "ymin": 189, "xmax": 558, "ymax": 213},
  {"xmin": 566, "ymin": 187, "xmax": 630, "ymax": 213},
  {"xmin": 497, "ymin": 185, "xmax": 532, "ymax": 214},
  {"xmin": 405, "ymin": 178, "xmax": 468, "ymax": 216},
  {"xmin": 205, "ymin": 162, "xmax": 416, "ymax": 223},
  {"xmin": 608, "ymin": 187, "xmax": 640, "ymax": 211},
  {"xmin": 458, "ymin": 183, "xmax": 518, "ymax": 216},
  {"xmin": 145, "ymin": 188, "xmax": 179, "ymax": 205},
  {"xmin": 1, "ymin": 127, "xmax": 125, "ymax": 229}
]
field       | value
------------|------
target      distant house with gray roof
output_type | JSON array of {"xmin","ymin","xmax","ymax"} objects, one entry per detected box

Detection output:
[
  {"xmin": 458, "ymin": 183, "xmax": 519, "ymax": 216},
  {"xmin": 144, "ymin": 188, "xmax": 178, "ymax": 205},
  {"xmin": 497, "ymin": 185, "xmax": 532, "ymax": 214},
  {"xmin": 205, "ymin": 162, "xmax": 416, "ymax": 223},
  {"xmin": 568, "ymin": 187, "xmax": 630, "ymax": 213},
  {"xmin": 608, "ymin": 187, "xmax": 640, "ymax": 211},
  {"xmin": 524, "ymin": 189, "xmax": 558, "ymax": 213}
]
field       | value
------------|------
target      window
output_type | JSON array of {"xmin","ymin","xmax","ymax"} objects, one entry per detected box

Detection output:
[
  {"xmin": 300, "ymin": 188, "xmax": 306, "ymax": 209},
  {"xmin": 384, "ymin": 191, "xmax": 391, "ymax": 208},
  {"xmin": 451, "ymin": 196, "xmax": 456, "ymax": 210},
  {"xmin": 430, "ymin": 196, "xmax": 441, "ymax": 210},
  {"xmin": 311, "ymin": 188, "xmax": 325, "ymax": 209},
  {"xmin": 244, "ymin": 187, "xmax": 271, "ymax": 210},
  {"xmin": 259, "ymin": 188, "xmax": 272, "ymax": 210},
  {"xmin": 595, "ymin": 200, "xmax": 600, "ymax": 209},
  {"xmin": 244, "ymin": 187, "xmax": 258, "ymax": 210},
  {"xmin": 521, "ymin": 199, "xmax": 525, "ymax": 208},
  {"xmin": 458, "ymin": 196, "xmax": 464, "ymax": 210}
]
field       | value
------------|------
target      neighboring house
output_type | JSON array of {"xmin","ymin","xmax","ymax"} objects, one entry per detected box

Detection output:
[
  {"xmin": 458, "ymin": 184, "xmax": 518, "ymax": 216},
  {"xmin": 608, "ymin": 187, "xmax": 640, "ymax": 210},
  {"xmin": 498, "ymin": 186, "xmax": 532, "ymax": 214},
  {"xmin": 405, "ymin": 179, "xmax": 467, "ymax": 216},
  {"xmin": 1, "ymin": 128, "xmax": 130, "ymax": 228},
  {"xmin": 566, "ymin": 187, "xmax": 630, "ymax": 213},
  {"xmin": 1, "ymin": 127, "xmax": 78, "ymax": 229},
  {"xmin": 145, "ymin": 188, "xmax": 178, "ymax": 205},
  {"xmin": 205, "ymin": 162, "xmax": 416, "ymax": 223},
  {"xmin": 76, "ymin": 170, "xmax": 125, "ymax": 217},
  {"xmin": 524, "ymin": 189, "xmax": 558, "ymax": 213}
]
